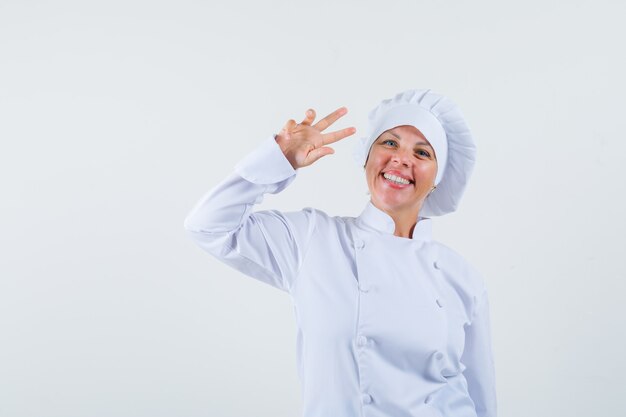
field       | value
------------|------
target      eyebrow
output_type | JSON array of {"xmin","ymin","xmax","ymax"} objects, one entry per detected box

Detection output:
[{"xmin": 387, "ymin": 131, "xmax": 434, "ymax": 150}]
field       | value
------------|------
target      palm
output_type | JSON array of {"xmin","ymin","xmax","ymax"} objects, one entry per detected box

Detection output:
[{"xmin": 276, "ymin": 107, "xmax": 356, "ymax": 169}]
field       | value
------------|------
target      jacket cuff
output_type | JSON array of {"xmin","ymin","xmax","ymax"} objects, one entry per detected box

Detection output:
[{"xmin": 234, "ymin": 134, "xmax": 297, "ymax": 184}]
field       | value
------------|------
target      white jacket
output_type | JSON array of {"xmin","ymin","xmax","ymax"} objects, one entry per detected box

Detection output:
[{"xmin": 184, "ymin": 135, "xmax": 497, "ymax": 417}]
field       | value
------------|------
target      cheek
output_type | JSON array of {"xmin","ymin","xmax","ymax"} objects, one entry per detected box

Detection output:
[
  {"xmin": 367, "ymin": 149, "xmax": 389, "ymax": 168},
  {"xmin": 365, "ymin": 153, "xmax": 384, "ymax": 178},
  {"xmin": 421, "ymin": 161, "xmax": 438, "ymax": 178},
  {"xmin": 414, "ymin": 162, "xmax": 438, "ymax": 186},
  {"xmin": 365, "ymin": 166, "xmax": 379, "ymax": 188}
]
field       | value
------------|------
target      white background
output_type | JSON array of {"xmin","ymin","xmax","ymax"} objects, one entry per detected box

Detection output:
[{"xmin": 2, "ymin": 1, "xmax": 625, "ymax": 416}]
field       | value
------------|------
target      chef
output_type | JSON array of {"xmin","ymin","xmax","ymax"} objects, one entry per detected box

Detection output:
[{"xmin": 184, "ymin": 89, "xmax": 497, "ymax": 417}]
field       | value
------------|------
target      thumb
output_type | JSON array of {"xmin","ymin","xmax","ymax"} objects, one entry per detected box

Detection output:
[
  {"xmin": 284, "ymin": 119, "xmax": 297, "ymax": 131},
  {"xmin": 280, "ymin": 119, "xmax": 297, "ymax": 140}
]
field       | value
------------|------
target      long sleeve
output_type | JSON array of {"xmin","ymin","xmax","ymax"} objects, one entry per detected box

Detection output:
[
  {"xmin": 183, "ymin": 135, "xmax": 317, "ymax": 293},
  {"xmin": 460, "ymin": 286, "xmax": 498, "ymax": 417}
]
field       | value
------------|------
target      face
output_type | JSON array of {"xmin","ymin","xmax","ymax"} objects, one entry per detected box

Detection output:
[{"xmin": 365, "ymin": 125, "xmax": 438, "ymax": 218}]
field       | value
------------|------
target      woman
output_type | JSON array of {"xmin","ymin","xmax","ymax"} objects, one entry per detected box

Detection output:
[{"xmin": 184, "ymin": 89, "xmax": 497, "ymax": 417}]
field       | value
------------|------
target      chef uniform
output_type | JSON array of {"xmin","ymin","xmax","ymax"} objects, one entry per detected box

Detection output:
[{"xmin": 184, "ymin": 89, "xmax": 497, "ymax": 417}]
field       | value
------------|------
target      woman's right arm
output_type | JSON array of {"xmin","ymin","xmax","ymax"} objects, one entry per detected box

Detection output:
[{"xmin": 183, "ymin": 107, "xmax": 355, "ymax": 293}]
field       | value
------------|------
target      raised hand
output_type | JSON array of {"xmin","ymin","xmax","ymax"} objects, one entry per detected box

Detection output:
[{"xmin": 275, "ymin": 107, "xmax": 356, "ymax": 170}]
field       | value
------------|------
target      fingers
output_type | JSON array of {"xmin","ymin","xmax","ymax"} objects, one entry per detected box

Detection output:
[
  {"xmin": 280, "ymin": 119, "xmax": 297, "ymax": 140},
  {"xmin": 322, "ymin": 126, "xmax": 357, "ymax": 145},
  {"xmin": 284, "ymin": 119, "xmax": 297, "ymax": 131},
  {"xmin": 300, "ymin": 109, "xmax": 316, "ymax": 126},
  {"xmin": 313, "ymin": 106, "xmax": 348, "ymax": 132},
  {"xmin": 304, "ymin": 146, "xmax": 335, "ymax": 166}
]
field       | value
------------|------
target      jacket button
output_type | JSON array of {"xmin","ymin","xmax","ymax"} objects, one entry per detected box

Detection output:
[
  {"xmin": 433, "ymin": 260, "xmax": 440, "ymax": 269},
  {"xmin": 358, "ymin": 284, "xmax": 370, "ymax": 293},
  {"xmin": 357, "ymin": 335, "xmax": 368, "ymax": 346},
  {"xmin": 424, "ymin": 394, "xmax": 433, "ymax": 404},
  {"xmin": 362, "ymin": 393, "xmax": 373, "ymax": 404},
  {"xmin": 354, "ymin": 239, "xmax": 365, "ymax": 249},
  {"xmin": 436, "ymin": 299, "xmax": 444, "ymax": 308}
]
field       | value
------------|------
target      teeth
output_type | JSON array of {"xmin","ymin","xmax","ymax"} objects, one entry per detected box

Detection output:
[{"xmin": 383, "ymin": 173, "xmax": 410, "ymax": 185}]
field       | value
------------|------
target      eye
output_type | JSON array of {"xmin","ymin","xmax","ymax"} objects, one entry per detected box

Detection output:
[
  {"xmin": 415, "ymin": 149, "xmax": 431, "ymax": 158},
  {"xmin": 382, "ymin": 139, "xmax": 397, "ymax": 146}
]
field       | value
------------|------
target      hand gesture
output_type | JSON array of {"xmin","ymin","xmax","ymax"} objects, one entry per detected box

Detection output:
[{"xmin": 275, "ymin": 107, "xmax": 356, "ymax": 170}]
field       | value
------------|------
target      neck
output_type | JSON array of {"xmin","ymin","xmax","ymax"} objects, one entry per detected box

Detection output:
[
  {"xmin": 391, "ymin": 211, "xmax": 419, "ymax": 238},
  {"xmin": 371, "ymin": 200, "xmax": 421, "ymax": 238}
]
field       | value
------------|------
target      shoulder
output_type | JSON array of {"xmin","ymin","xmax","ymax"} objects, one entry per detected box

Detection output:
[
  {"xmin": 292, "ymin": 207, "xmax": 356, "ymax": 226},
  {"xmin": 254, "ymin": 207, "xmax": 355, "ymax": 227},
  {"xmin": 256, "ymin": 206, "xmax": 352, "ymax": 233},
  {"xmin": 429, "ymin": 240, "xmax": 486, "ymax": 296},
  {"xmin": 287, "ymin": 208, "xmax": 360, "ymax": 243}
]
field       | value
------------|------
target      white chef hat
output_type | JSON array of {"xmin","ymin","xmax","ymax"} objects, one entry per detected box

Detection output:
[{"xmin": 353, "ymin": 89, "xmax": 476, "ymax": 217}]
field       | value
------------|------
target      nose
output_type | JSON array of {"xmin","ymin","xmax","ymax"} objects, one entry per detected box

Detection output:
[{"xmin": 391, "ymin": 148, "xmax": 412, "ymax": 167}]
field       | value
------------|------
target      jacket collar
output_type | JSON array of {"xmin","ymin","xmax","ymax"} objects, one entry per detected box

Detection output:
[{"xmin": 356, "ymin": 201, "xmax": 432, "ymax": 241}]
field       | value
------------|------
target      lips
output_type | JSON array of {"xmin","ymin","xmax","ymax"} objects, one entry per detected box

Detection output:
[{"xmin": 382, "ymin": 170, "xmax": 414, "ymax": 184}]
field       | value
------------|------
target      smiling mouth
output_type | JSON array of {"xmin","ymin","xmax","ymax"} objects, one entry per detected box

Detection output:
[{"xmin": 382, "ymin": 172, "xmax": 414, "ymax": 186}]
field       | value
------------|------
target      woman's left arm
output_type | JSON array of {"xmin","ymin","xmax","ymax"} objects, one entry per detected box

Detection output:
[{"xmin": 461, "ymin": 286, "xmax": 498, "ymax": 417}]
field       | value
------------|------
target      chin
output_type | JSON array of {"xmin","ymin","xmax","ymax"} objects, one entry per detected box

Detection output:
[{"xmin": 373, "ymin": 195, "xmax": 416, "ymax": 214}]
